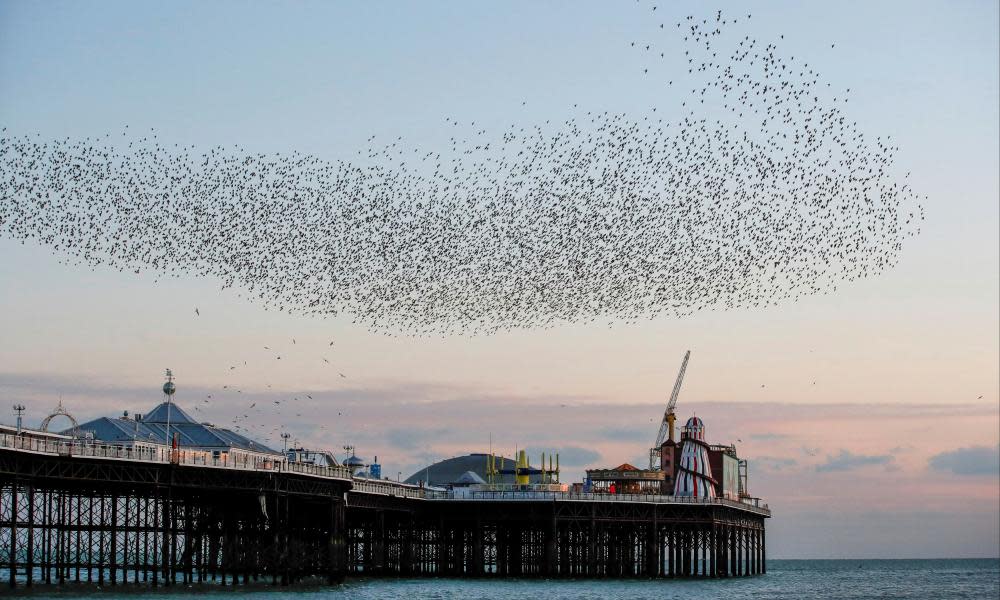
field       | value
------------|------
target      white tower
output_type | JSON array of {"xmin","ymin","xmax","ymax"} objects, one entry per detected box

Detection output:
[{"xmin": 673, "ymin": 416, "xmax": 717, "ymax": 498}]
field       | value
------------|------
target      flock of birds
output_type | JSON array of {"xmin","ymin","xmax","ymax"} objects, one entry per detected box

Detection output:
[
  {"xmin": 184, "ymin": 335, "xmax": 349, "ymax": 447},
  {"xmin": 0, "ymin": 6, "xmax": 924, "ymax": 338}
]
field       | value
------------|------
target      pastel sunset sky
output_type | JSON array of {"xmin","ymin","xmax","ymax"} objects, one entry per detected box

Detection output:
[{"xmin": 1, "ymin": 1, "xmax": 997, "ymax": 558}]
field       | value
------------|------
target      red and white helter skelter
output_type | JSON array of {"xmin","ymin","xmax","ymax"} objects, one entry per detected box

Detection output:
[{"xmin": 673, "ymin": 416, "xmax": 717, "ymax": 498}]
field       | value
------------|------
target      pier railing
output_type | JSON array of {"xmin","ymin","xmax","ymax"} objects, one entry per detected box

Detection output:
[
  {"xmin": 0, "ymin": 432, "xmax": 352, "ymax": 480},
  {"xmin": 349, "ymin": 478, "xmax": 448, "ymax": 499},
  {"xmin": 451, "ymin": 489, "xmax": 770, "ymax": 515}
]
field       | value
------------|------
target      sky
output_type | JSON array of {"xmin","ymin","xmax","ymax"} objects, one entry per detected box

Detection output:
[{"xmin": 1, "ymin": 0, "xmax": 998, "ymax": 559}]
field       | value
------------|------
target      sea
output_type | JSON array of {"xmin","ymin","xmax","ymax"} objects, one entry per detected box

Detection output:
[{"xmin": 6, "ymin": 559, "xmax": 999, "ymax": 600}]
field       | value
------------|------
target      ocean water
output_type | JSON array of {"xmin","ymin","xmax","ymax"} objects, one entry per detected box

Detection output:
[{"xmin": 6, "ymin": 559, "xmax": 999, "ymax": 600}]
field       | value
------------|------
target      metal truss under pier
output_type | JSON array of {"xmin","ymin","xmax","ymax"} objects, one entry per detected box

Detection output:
[
  {"xmin": 0, "ymin": 448, "xmax": 350, "ymax": 587},
  {"xmin": 1, "ymin": 446, "xmax": 767, "ymax": 587},
  {"xmin": 347, "ymin": 496, "xmax": 765, "ymax": 578}
]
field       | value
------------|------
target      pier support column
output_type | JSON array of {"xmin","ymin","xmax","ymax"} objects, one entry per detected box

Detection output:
[
  {"xmin": 454, "ymin": 523, "xmax": 466, "ymax": 575},
  {"xmin": 400, "ymin": 517, "xmax": 413, "ymax": 576},
  {"xmin": 470, "ymin": 517, "xmax": 483, "ymax": 576},
  {"xmin": 756, "ymin": 527, "xmax": 762, "ymax": 575},
  {"xmin": 712, "ymin": 526, "xmax": 718, "ymax": 577},
  {"xmin": 738, "ymin": 526, "xmax": 744, "ymax": 576},
  {"xmin": 161, "ymin": 488, "xmax": 171, "ymax": 584},
  {"xmin": 701, "ymin": 526, "xmax": 708, "ymax": 577},
  {"xmin": 684, "ymin": 527, "xmax": 693, "ymax": 576},
  {"xmin": 56, "ymin": 491, "xmax": 64, "ymax": 585},
  {"xmin": 372, "ymin": 510, "xmax": 386, "ymax": 575},
  {"xmin": 708, "ymin": 525, "xmax": 716, "ymax": 577},
  {"xmin": 587, "ymin": 511, "xmax": 596, "ymax": 577},
  {"xmin": 728, "ymin": 525, "xmax": 740, "ymax": 577},
  {"xmin": 696, "ymin": 526, "xmax": 704, "ymax": 576},
  {"xmin": 97, "ymin": 494, "xmax": 105, "ymax": 585},
  {"xmin": 682, "ymin": 526, "xmax": 688, "ymax": 577},
  {"xmin": 562, "ymin": 526, "xmax": 571, "ymax": 576},
  {"xmin": 544, "ymin": 513, "xmax": 558, "ymax": 576},
  {"xmin": 442, "ymin": 523, "xmax": 450, "ymax": 576},
  {"xmin": 182, "ymin": 501, "xmax": 192, "ymax": 584},
  {"xmin": 761, "ymin": 527, "xmax": 766, "ymax": 574},
  {"xmin": 738, "ymin": 525, "xmax": 745, "ymax": 576},
  {"xmin": 510, "ymin": 523, "xmax": 522, "ymax": 576},
  {"xmin": 151, "ymin": 490, "xmax": 159, "ymax": 586},
  {"xmin": 122, "ymin": 496, "xmax": 131, "ymax": 585},
  {"xmin": 745, "ymin": 526, "xmax": 751, "ymax": 576},
  {"xmin": 761, "ymin": 527, "xmax": 766, "ymax": 575},
  {"xmin": 720, "ymin": 524, "xmax": 728, "ymax": 577},
  {"xmin": 759, "ymin": 527, "xmax": 764, "ymax": 575},
  {"xmin": 686, "ymin": 527, "xmax": 694, "ymax": 577},
  {"xmin": 26, "ymin": 484, "xmax": 34, "ymax": 587},
  {"xmin": 644, "ymin": 520, "xmax": 658, "ymax": 577},
  {"xmin": 326, "ymin": 496, "xmax": 345, "ymax": 584},
  {"xmin": 110, "ymin": 493, "xmax": 119, "ymax": 585},
  {"xmin": 42, "ymin": 489, "xmax": 51, "ymax": 585},
  {"xmin": 8, "ymin": 482, "xmax": 17, "ymax": 589},
  {"xmin": 666, "ymin": 527, "xmax": 674, "ymax": 577}
]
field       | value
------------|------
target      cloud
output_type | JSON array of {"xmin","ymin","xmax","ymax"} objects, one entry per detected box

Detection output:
[
  {"xmin": 525, "ymin": 445, "xmax": 601, "ymax": 467},
  {"xmin": 750, "ymin": 432, "xmax": 790, "ymax": 441},
  {"xmin": 594, "ymin": 426, "xmax": 647, "ymax": 441},
  {"xmin": 385, "ymin": 427, "xmax": 452, "ymax": 451},
  {"xmin": 928, "ymin": 445, "xmax": 1000, "ymax": 476},
  {"xmin": 816, "ymin": 450, "xmax": 894, "ymax": 472},
  {"xmin": 754, "ymin": 456, "xmax": 798, "ymax": 472}
]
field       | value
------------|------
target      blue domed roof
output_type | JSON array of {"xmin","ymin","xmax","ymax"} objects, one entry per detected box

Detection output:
[{"xmin": 143, "ymin": 402, "xmax": 197, "ymax": 424}]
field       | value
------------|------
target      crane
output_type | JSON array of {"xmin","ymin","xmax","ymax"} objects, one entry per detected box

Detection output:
[{"xmin": 648, "ymin": 350, "xmax": 690, "ymax": 469}]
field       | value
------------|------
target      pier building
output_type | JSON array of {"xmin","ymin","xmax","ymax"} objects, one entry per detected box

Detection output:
[
  {"xmin": 405, "ymin": 453, "xmax": 531, "ymax": 487},
  {"xmin": 72, "ymin": 402, "xmax": 282, "ymax": 465}
]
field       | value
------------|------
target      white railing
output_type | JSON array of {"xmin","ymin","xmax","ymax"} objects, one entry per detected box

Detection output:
[
  {"xmin": 469, "ymin": 483, "xmax": 569, "ymax": 493},
  {"xmin": 283, "ymin": 460, "xmax": 353, "ymax": 480},
  {"xmin": 441, "ymin": 489, "xmax": 770, "ymax": 515},
  {"xmin": 1, "ymin": 433, "xmax": 169, "ymax": 462},
  {"xmin": 0, "ymin": 433, "xmax": 351, "ymax": 480},
  {"xmin": 349, "ymin": 478, "xmax": 447, "ymax": 499}
]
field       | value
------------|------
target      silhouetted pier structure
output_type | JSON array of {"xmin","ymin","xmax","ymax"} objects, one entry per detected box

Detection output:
[{"xmin": 1, "ymin": 435, "xmax": 768, "ymax": 587}]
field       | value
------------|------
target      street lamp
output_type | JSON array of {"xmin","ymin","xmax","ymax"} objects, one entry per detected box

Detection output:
[
  {"xmin": 13, "ymin": 404, "xmax": 25, "ymax": 436},
  {"xmin": 163, "ymin": 369, "xmax": 176, "ymax": 450},
  {"xmin": 281, "ymin": 432, "xmax": 291, "ymax": 453}
]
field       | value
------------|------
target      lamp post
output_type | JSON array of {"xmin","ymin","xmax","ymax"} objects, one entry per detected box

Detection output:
[
  {"xmin": 163, "ymin": 369, "xmax": 176, "ymax": 452},
  {"xmin": 13, "ymin": 404, "xmax": 25, "ymax": 436},
  {"xmin": 281, "ymin": 432, "xmax": 291, "ymax": 453}
]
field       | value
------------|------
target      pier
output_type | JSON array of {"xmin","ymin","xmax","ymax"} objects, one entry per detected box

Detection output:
[{"xmin": 0, "ymin": 433, "xmax": 768, "ymax": 587}]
